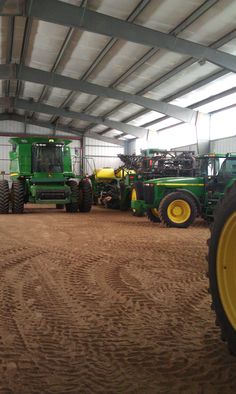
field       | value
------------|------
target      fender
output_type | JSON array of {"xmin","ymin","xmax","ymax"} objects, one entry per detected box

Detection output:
[{"xmin": 175, "ymin": 188, "xmax": 201, "ymax": 214}]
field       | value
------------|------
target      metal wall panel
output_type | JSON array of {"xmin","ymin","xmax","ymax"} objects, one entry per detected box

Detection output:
[
  {"xmin": 84, "ymin": 137, "xmax": 124, "ymax": 174},
  {"xmin": 171, "ymin": 143, "xmax": 198, "ymax": 152},
  {"xmin": 210, "ymin": 136, "xmax": 236, "ymax": 154},
  {"xmin": 172, "ymin": 137, "xmax": 236, "ymax": 154},
  {"xmin": 0, "ymin": 136, "xmax": 12, "ymax": 180},
  {"xmin": 126, "ymin": 139, "xmax": 136, "ymax": 154}
]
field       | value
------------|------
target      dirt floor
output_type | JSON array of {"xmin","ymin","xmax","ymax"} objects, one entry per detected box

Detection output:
[{"xmin": 0, "ymin": 205, "xmax": 236, "ymax": 394}]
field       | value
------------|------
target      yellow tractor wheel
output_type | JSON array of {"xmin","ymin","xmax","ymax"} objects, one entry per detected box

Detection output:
[
  {"xmin": 159, "ymin": 191, "xmax": 197, "ymax": 228},
  {"xmin": 131, "ymin": 183, "xmax": 144, "ymax": 217},
  {"xmin": 208, "ymin": 182, "xmax": 236, "ymax": 355}
]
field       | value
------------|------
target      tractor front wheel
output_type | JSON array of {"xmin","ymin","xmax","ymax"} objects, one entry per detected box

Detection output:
[
  {"xmin": 78, "ymin": 179, "xmax": 92, "ymax": 212},
  {"xmin": 159, "ymin": 192, "xmax": 197, "ymax": 228},
  {"xmin": 11, "ymin": 180, "xmax": 25, "ymax": 214},
  {"xmin": 131, "ymin": 184, "xmax": 144, "ymax": 217},
  {"xmin": 146, "ymin": 208, "xmax": 160, "ymax": 223},
  {"xmin": 208, "ymin": 182, "xmax": 236, "ymax": 355},
  {"xmin": 0, "ymin": 180, "xmax": 10, "ymax": 214},
  {"xmin": 66, "ymin": 180, "xmax": 79, "ymax": 213}
]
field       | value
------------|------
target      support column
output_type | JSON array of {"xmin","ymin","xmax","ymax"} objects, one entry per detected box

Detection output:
[
  {"xmin": 80, "ymin": 135, "xmax": 85, "ymax": 176},
  {"xmin": 195, "ymin": 112, "xmax": 210, "ymax": 154}
]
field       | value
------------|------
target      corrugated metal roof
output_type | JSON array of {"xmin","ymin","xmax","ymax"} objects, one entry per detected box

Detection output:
[{"xmin": 0, "ymin": 0, "xmax": 235, "ymax": 143}]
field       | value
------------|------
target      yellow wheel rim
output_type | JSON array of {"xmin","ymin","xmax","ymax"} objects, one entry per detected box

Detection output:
[
  {"xmin": 217, "ymin": 211, "xmax": 236, "ymax": 329},
  {"xmin": 131, "ymin": 188, "xmax": 137, "ymax": 213},
  {"xmin": 131, "ymin": 188, "xmax": 137, "ymax": 201},
  {"xmin": 151, "ymin": 208, "xmax": 159, "ymax": 218},
  {"xmin": 167, "ymin": 199, "xmax": 191, "ymax": 224}
]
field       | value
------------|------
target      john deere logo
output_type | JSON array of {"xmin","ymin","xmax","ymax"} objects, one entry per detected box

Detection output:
[{"xmin": 48, "ymin": 173, "xmax": 52, "ymax": 177}]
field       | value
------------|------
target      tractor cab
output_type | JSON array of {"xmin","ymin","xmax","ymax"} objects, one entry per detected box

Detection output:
[{"xmin": 196, "ymin": 153, "xmax": 236, "ymax": 193}]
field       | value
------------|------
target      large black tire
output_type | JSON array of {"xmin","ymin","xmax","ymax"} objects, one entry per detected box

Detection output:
[
  {"xmin": 78, "ymin": 179, "xmax": 92, "ymax": 213},
  {"xmin": 208, "ymin": 182, "xmax": 236, "ymax": 355},
  {"xmin": 0, "ymin": 180, "xmax": 10, "ymax": 214},
  {"xmin": 146, "ymin": 207, "xmax": 161, "ymax": 223},
  {"xmin": 119, "ymin": 183, "xmax": 130, "ymax": 211},
  {"xmin": 11, "ymin": 180, "xmax": 25, "ymax": 214},
  {"xmin": 65, "ymin": 180, "xmax": 79, "ymax": 213},
  {"xmin": 56, "ymin": 204, "xmax": 64, "ymax": 209},
  {"xmin": 159, "ymin": 191, "xmax": 197, "ymax": 228}
]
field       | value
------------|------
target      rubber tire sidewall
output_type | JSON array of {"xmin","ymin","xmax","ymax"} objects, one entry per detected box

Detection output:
[
  {"xmin": 0, "ymin": 180, "xmax": 10, "ymax": 214},
  {"xmin": 66, "ymin": 180, "xmax": 79, "ymax": 213},
  {"xmin": 11, "ymin": 180, "xmax": 25, "ymax": 214},
  {"xmin": 146, "ymin": 207, "xmax": 161, "ymax": 223},
  {"xmin": 208, "ymin": 184, "xmax": 236, "ymax": 354},
  {"xmin": 78, "ymin": 179, "xmax": 92, "ymax": 212}
]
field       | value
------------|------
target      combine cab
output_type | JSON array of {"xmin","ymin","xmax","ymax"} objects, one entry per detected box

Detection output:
[
  {"xmin": 0, "ymin": 137, "xmax": 92, "ymax": 214},
  {"xmin": 132, "ymin": 153, "xmax": 236, "ymax": 227}
]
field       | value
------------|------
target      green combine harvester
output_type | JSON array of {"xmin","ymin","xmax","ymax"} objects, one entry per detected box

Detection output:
[
  {"xmin": 131, "ymin": 153, "xmax": 236, "ymax": 227},
  {"xmin": 0, "ymin": 137, "xmax": 92, "ymax": 214}
]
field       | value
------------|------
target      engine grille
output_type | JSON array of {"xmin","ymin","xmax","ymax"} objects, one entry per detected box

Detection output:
[
  {"xmin": 143, "ymin": 184, "xmax": 155, "ymax": 204},
  {"xmin": 36, "ymin": 190, "xmax": 69, "ymax": 200}
]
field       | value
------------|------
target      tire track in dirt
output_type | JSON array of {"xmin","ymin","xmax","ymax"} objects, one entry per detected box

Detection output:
[{"xmin": 0, "ymin": 207, "xmax": 236, "ymax": 393}]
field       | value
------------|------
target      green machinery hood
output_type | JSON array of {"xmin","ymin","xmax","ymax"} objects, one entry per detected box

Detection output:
[{"xmin": 144, "ymin": 177, "xmax": 204, "ymax": 186}]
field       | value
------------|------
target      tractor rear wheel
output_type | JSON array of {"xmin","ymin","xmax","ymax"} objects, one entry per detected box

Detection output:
[
  {"xmin": 208, "ymin": 182, "xmax": 236, "ymax": 355},
  {"xmin": 146, "ymin": 208, "xmax": 160, "ymax": 223},
  {"xmin": 159, "ymin": 191, "xmax": 197, "ymax": 228},
  {"xmin": 78, "ymin": 179, "xmax": 92, "ymax": 212},
  {"xmin": 66, "ymin": 180, "xmax": 79, "ymax": 213},
  {"xmin": 11, "ymin": 180, "xmax": 25, "ymax": 214},
  {"xmin": 0, "ymin": 180, "xmax": 10, "ymax": 214}
]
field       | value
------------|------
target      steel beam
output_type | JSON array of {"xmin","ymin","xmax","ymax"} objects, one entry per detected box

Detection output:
[
  {"xmin": 16, "ymin": 16, "xmax": 33, "ymax": 98},
  {"xmin": 0, "ymin": 113, "xmax": 124, "ymax": 145},
  {"xmin": 80, "ymin": 0, "xmax": 219, "ymax": 114},
  {"xmin": 57, "ymin": 0, "xmax": 151, "ymax": 114},
  {"xmin": 0, "ymin": 0, "xmax": 7, "ymax": 12},
  {"xmin": 11, "ymin": 65, "xmax": 196, "ymax": 123},
  {"xmin": 24, "ymin": 0, "xmax": 236, "ymax": 73},
  {"xmin": 0, "ymin": 64, "xmax": 197, "ymax": 123},
  {"xmin": 10, "ymin": 98, "xmax": 147, "ymax": 138},
  {"xmin": 5, "ymin": 16, "xmax": 15, "ymax": 97},
  {"xmin": 153, "ymin": 87, "xmax": 236, "ymax": 132},
  {"xmin": 85, "ymin": 28, "xmax": 236, "ymax": 135}
]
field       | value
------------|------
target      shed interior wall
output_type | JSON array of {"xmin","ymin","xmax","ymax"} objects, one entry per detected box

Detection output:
[{"xmin": 83, "ymin": 137, "xmax": 124, "ymax": 174}]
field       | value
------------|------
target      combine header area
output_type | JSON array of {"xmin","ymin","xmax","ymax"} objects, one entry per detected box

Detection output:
[{"xmin": 0, "ymin": 137, "xmax": 92, "ymax": 214}]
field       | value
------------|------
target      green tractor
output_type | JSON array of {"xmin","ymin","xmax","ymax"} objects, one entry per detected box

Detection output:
[
  {"xmin": 0, "ymin": 137, "xmax": 92, "ymax": 214},
  {"xmin": 131, "ymin": 153, "xmax": 236, "ymax": 227},
  {"xmin": 89, "ymin": 149, "xmax": 196, "ymax": 213},
  {"xmin": 208, "ymin": 181, "xmax": 236, "ymax": 355},
  {"xmin": 118, "ymin": 148, "xmax": 195, "ymax": 216}
]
